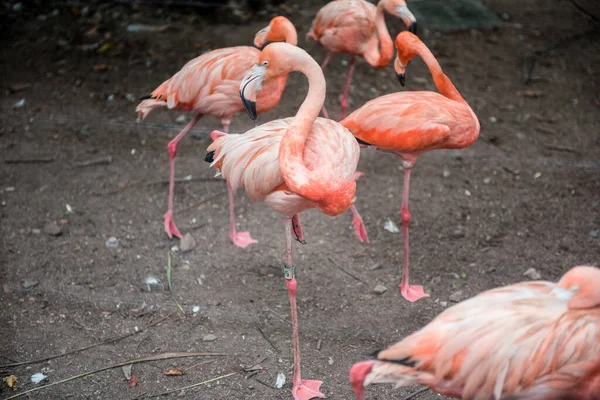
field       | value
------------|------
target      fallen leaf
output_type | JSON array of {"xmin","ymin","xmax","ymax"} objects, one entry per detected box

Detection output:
[
  {"xmin": 97, "ymin": 43, "xmax": 113, "ymax": 53},
  {"xmin": 383, "ymin": 219, "xmax": 399, "ymax": 233},
  {"xmin": 30, "ymin": 373, "xmax": 47, "ymax": 384},
  {"xmin": 93, "ymin": 64, "xmax": 111, "ymax": 72},
  {"xmin": 4, "ymin": 375, "xmax": 17, "ymax": 389},
  {"xmin": 122, "ymin": 364, "xmax": 133, "ymax": 380},
  {"xmin": 162, "ymin": 369, "xmax": 184, "ymax": 376},
  {"xmin": 128, "ymin": 375, "xmax": 138, "ymax": 388}
]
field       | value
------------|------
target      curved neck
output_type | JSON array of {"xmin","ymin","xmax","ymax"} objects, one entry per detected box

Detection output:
[
  {"xmin": 280, "ymin": 19, "xmax": 298, "ymax": 46},
  {"xmin": 416, "ymin": 42, "xmax": 464, "ymax": 103},
  {"xmin": 278, "ymin": 49, "xmax": 326, "ymax": 201},
  {"xmin": 363, "ymin": 3, "xmax": 394, "ymax": 68}
]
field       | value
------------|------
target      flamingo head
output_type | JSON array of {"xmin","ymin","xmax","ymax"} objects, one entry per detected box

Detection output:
[
  {"xmin": 240, "ymin": 42, "xmax": 297, "ymax": 120},
  {"xmin": 350, "ymin": 361, "xmax": 376, "ymax": 400},
  {"xmin": 381, "ymin": 0, "xmax": 417, "ymax": 34},
  {"xmin": 558, "ymin": 265, "xmax": 600, "ymax": 309},
  {"xmin": 254, "ymin": 16, "xmax": 296, "ymax": 49},
  {"xmin": 394, "ymin": 31, "xmax": 421, "ymax": 86}
]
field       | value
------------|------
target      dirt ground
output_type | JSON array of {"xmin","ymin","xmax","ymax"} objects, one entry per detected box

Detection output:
[{"xmin": 1, "ymin": 0, "xmax": 599, "ymax": 399}]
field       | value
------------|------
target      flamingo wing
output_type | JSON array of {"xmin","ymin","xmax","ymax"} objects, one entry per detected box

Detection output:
[{"xmin": 367, "ymin": 281, "xmax": 600, "ymax": 399}]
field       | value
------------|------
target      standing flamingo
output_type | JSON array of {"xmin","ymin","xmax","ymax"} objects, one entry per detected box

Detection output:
[
  {"xmin": 307, "ymin": 0, "xmax": 417, "ymax": 119},
  {"xmin": 206, "ymin": 42, "xmax": 362, "ymax": 400},
  {"xmin": 341, "ymin": 32, "xmax": 480, "ymax": 302},
  {"xmin": 136, "ymin": 16, "xmax": 297, "ymax": 246},
  {"xmin": 350, "ymin": 265, "xmax": 600, "ymax": 399}
]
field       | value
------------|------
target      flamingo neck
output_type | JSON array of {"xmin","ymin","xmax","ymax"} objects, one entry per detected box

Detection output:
[
  {"xmin": 363, "ymin": 2, "xmax": 394, "ymax": 68},
  {"xmin": 416, "ymin": 42, "xmax": 465, "ymax": 103},
  {"xmin": 278, "ymin": 49, "xmax": 326, "ymax": 201},
  {"xmin": 280, "ymin": 19, "xmax": 298, "ymax": 46}
]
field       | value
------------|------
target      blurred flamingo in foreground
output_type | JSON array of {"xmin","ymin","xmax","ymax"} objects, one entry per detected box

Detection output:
[
  {"xmin": 136, "ymin": 16, "xmax": 297, "ymax": 246},
  {"xmin": 350, "ymin": 265, "xmax": 600, "ymax": 399},
  {"xmin": 206, "ymin": 42, "xmax": 362, "ymax": 400},
  {"xmin": 307, "ymin": 0, "xmax": 416, "ymax": 119},
  {"xmin": 342, "ymin": 32, "xmax": 480, "ymax": 302}
]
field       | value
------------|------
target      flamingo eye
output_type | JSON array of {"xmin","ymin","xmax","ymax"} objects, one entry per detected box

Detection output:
[{"xmin": 261, "ymin": 61, "xmax": 269, "ymax": 66}]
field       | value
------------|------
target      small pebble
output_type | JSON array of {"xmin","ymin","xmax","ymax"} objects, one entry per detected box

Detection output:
[
  {"xmin": 43, "ymin": 223, "xmax": 62, "ymax": 236},
  {"xmin": 31, "ymin": 228, "xmax": 41, "ymax": 235},
  {"xmin": 523, "ymin": 268, "xmax": 541, "ymax": 280},
  {"xmin": 23, "ymin": 280, "xmax": 39, "ymax": 289},
  {"xmin": 449, "ymin": 291, "xmax": 464, "ymax": 302},
  {"xmin": 373, "ymin": 284, "xmax": 388, "ymax": 294},
  {"xmin": 105, "ymin": 236, "xmax": 119, "ymax": 248},
  {"xmin": 202, "ymin": 334, "xmax": 217, "ymax": 342},
  {"xmin": 589, "ymin": 231, "xmax": 598, "ymax": 238},
  {"xmin": 180, "ymin": 233, "xmax": 197, "ymax": 252},
  {"xmin": 440, "ymin": 301, "xmax": 448, "ymax": 307},
  {"xmin": 192, "ymin": 306, "xmax": 200, "ymax": 313},
  {"xmin": 442, "ymin": 167, "xmax": 450, "ymax": 178}
]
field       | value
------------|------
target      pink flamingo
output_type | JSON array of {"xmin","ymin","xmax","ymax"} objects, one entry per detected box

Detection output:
[
  {"xmin": 136, "ymin": 16, "xmax": 297, "ymax": 246},
  {"xmin": 307, "ymin": 0, "xmax": 416, "ymax": 119},
  {"xmin": 341, "ymin": 32, "xmax": 480, "ymax": 302},
  {"xmin": 206, "ymin": 42, "xmax": 362, "ymax": 400},
  {"xmin": 350, "ymin": 265, "xmax": 600, "ymax": 399}
]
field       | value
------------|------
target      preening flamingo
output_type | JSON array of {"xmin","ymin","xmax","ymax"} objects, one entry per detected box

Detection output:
[
  {"xmin": 206, "ymin": 42, "xmax": 362, "ymax": 400},
  {"xmin": 307, "ymin": 0, "xmax": 417, "ymax": 119},
  {"xmin": 350, "ymin": 265, "xmax": 600, "ymax": 399},
  {"xmin": 136, "ymin": 16, "xmax": 297, "ymax": 246},
  {"xmin": 342, "ymin": 32, "xmax": 480, "ymax": 302}
]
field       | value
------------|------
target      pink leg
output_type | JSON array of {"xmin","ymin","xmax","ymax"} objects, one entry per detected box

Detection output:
[
  {"xmin": 320, "ymin": 53, "xmax": 331, "ymax": 119},
  {"xmin": 227, "ymin": 183, "xmax": 257, "ymax": 249},
  {"xmin": 283, "ymin": 218, "xmax": 325, "ymax": 400},
  {"xmin": 350, "ymin": 205, "xmax": 369, "ymax": 244},
  {"xmin": 399, "ymin": 167, "xmax": 429, "ymax": 302},
  {"xmin": 291, "ymin": 214, "xmax": 306, "ymax": 244},
  {"xmin": 340, "ymin": 56, "xmax": 356, "ymax": 119},
  {"xmin": 164, "ymin": 113, "xmax": 203, "ymax": 239}
]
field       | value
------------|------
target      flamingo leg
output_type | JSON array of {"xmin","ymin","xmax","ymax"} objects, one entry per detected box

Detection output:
[
  {"xmin": 291, "ymin": 214, "xmax": 306, "ymax": 244},
  {"xmin": 399, "ymin": 167, "xmax": 429, "ymax": 302},
  {"xmin": 320, "ymin": 53, "xmax": 332, "ymax": 119},
  {"xmin": 340, "ymin": 56, "xmax": 356, "ymax": 119},
  {"xmin": 164, "ymin": 113, "xmax": 203, "ymax": 239},
  {"xmin": 219, "ymin": 122, "xmax": 257, "ymax": 249},
  {"xmin": 283, "ymin": 217, "xmax": 325, "ymax": 400},
  {"xmin": 350, "ymin": 205, "xmax": 369, "ymax": 244}
]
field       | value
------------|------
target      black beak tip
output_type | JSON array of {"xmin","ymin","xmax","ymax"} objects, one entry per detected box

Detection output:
[
  {"xmin": 241, "ymin": 96, "xmax": 257, "ymax": 121},
  {"xmin": 408, "ymin": 22, "xmax": 417, "ymax": 34},
  {"xmin": 297, "ymin": 238, "xmax": 307, "ymax": 245},
  {"xmin": 397, "ymin": 73, "xmax": 406, "ymax": 87}
]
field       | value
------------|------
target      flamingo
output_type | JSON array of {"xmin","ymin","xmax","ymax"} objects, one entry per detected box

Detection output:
[
  {"xmin": 341, "ymin": 31, "xmax": 480, "ymax": 302},
  {"xmin": 350, "ymin": 265, "xmax": 600, "ymax": 399},
  {"xmin": 136, "ymin": 16, "xmax": 297, "ymax": 246},
  {"xmin": 205, "ymin": 42, "xmax": 362, "ymax": 400},
  {"xmin": 307, "ymin": 0, "xmax": 417, "ymax": 119}
]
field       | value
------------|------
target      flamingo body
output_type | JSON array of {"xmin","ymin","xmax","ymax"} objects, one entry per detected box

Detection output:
[{"xmin": 350, "ymin": 265, "xmax": 600, "ymax": 400}]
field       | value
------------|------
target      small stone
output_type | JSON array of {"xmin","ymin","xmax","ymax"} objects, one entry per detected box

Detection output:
[
  {"xmin": 31, "ymin": 228, "xmax": 41, "ymax": 235},
  {"xmin": 483, "ymin": 177, "xmax": 491, "ymax": 184},
  {"xmin": 23, "ymin": 280, "xmax": 39, "ymax": 289},
  {"xmin": 449, "ymin": 291, "xmax": 464, "ymax": 302},
  {"xmin": 105, "ymin": 236, "xmax": 119, "ymax": 248},
  {"xmin": 192, "ymin": 306, "xmax": 200, "ymax": 313},
  {"xmin": 43, "ymin": 223, "xmax": 62, "ymax": 236},
  {"xmin": 373, "ymin": 284, "xmax": 388, "ymax": 294},
  {"xmin": 451, "ymin": 229, "xmax": 465, "ymax": 239},
  {"xmin": 176, "ymin": 115, "xmax": 187, "ymax": 123},
  {"xmin": 464, "ymin": 190, "xmax": 471, "ymax": 197},
  {"xmin": 589, "ymin": 231, "xmax": 598, "ymax": 238},
  {"xmin": 440, "ymin": 301, "xmax": 448, "ymax": 307},
  {"xmin": 179, "ymin": 233, "xmax": 197, "ymax": 252},
  {"xmin": 523, "ymin": 268, "xmax": 541, "ymax": 280},
  {"xmin": 442, "ymin": 167, "xmax": 450, "ymax": 178},
  {"xmin": 202, "ymin": 334, "xmax": 217, "ymax": 342}
]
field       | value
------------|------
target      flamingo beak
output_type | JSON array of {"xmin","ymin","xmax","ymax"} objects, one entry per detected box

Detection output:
[
  {"xmin": 396, "ymin": 6, "xmax": 417, "ymax": 34},
  {"xmin": 397, "ymin": 74, "xmax": 405, "ymax": 86},
  {"xmin": 253, "ymin": 25, "xmax": 271, "ymax": 49},
  {"xmin": 239, "ymin": 64, "xmax": 266, "ymax": 121},
  {"xmin": 394, "ymin": 58, "xmax": 406, "ymax": 87},
  {"xmin": 350, "ymin": 361, "xmax": 376, "ymax": 400}
]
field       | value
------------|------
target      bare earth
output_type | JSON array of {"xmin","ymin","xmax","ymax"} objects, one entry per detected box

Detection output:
[{"xmin": 1, "ymin": 0, "xmax": 599, "ymax": 399}]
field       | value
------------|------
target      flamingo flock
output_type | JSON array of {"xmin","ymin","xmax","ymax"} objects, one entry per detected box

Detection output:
[{"xmin": 136, "ymin": 2, "xmax": 599, "ymax": 399}]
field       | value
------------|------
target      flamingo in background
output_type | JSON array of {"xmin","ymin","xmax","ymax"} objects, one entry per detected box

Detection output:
[
  {"xmin": 342, "ymin": 32, "xmax": 480, "ymax": 302},
  {"xmin": 350, "ymin": 265, "xmax": 600, "ymax": 399},
  {"xmin": 136, "ymin": 16, "xmax": 297, "ymax": 246},
  {"xmin": 206, "ymin": 42, "xmax": 362, "ymax": 400},
  {"xmin": 307, "ymin": 0, "xmax": 417, "ymax": 119}
]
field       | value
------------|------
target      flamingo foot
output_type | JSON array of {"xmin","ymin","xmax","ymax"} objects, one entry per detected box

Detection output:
[
  {"xmin": 164, "ymin": 211, "xmax": 183, "ymax": 239},
  {"xmin": 400, "ymin": 284, "xmax": 429, "ymax": 303},
  {"xmin": 229, "ymin": 231, "xmax": 257, "ymax": 249},
  {"xmin": 352, "ymin": 214, "xmax": 369, "ymax": 244},
  {"xmin": 292, "ymin": 380, "xmax": 325, "ymax": 400}
]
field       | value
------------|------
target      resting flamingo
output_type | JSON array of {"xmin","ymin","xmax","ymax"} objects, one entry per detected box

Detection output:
[
  {"xmin": 136, "ymin": 16, "xmax": 297, "ymax": 246},
  {"xmin": 206, "ymin": 42, "xmax": 362, "ymax": 400},
  {"xmin": 350, "ymin": 265, "xmax": 600, "ymax": 399},
  {"xmin": 307, "ymin": 0, "xmax": 417, "ymax": 119},
  {"xmin": 341, "ymin": 32, "xmax": 480, "ymax": 302}
]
